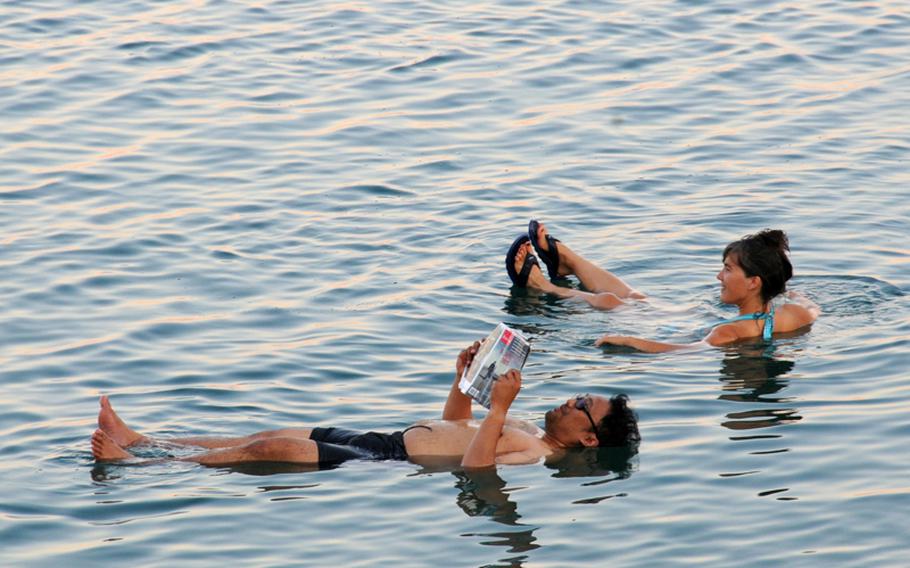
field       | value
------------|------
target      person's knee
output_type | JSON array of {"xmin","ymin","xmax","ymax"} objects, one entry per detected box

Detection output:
[
  {"xmin": 249, "ymin": 430, "xmax": 282, "ymax": 441},
  {"xmin": 247, "ymin": 438, "xmax": 291, "ymax": 460},
  {"xmin": 592, "ymin": 292, "xmax": 623, "ymax": 310},
  {"xmin": 250, "ymin": 428, "xmax": 311, "ymax": 441},
  {"xmin": 246, "ymin": 437, "xmax": 313, "ymax": 462}
]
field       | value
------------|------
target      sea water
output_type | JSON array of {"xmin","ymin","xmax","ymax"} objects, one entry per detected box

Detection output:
[{"xmin": 1, "ymin": 1, "xmax": 908, "ymax": 566}]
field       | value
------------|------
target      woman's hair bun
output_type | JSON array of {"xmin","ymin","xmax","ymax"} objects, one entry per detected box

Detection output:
[{"xmin": 756, "ymin": 229, "xmax": 789, "ymax": 252}]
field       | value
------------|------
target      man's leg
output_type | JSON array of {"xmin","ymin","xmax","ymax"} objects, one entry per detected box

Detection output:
[
  {"xmin": 168, "ymin": 428, "xmax": 316, "ymax": 449},
  {"xmin": 91, "ymin": 429, "xmax": 321, "ymax": 465},
  {"xmin": 98, "ymin": 396, "xmax": 313, "ymax": 449},
  {"xmin": 182, "ymin": 437, "xmax": 321, "ymax": 466}
]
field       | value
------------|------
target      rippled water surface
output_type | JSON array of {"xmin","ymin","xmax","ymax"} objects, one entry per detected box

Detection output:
[{"xmin": 2, "ymin": 1, "xmax": 908, "ymax": 566}]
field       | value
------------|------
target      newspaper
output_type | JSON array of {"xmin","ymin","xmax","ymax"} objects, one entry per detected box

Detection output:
[{"xmin": 458, "ymin": 323, "xmax": 531, "ymax": 409}]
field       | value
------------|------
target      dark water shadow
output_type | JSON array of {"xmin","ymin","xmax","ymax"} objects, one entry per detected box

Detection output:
[
  {"xmin": 226, "ymin": 462, "xmax": 323, "ymax": 476},
  {"xmin": 91, "ymin": 463, "xmax": 124, "ymax": 483},
  {"xmin": 452, "ymin": 468, "xmax": 537, "ymax": 567},
  {"xmin": 717, "ymin": 346, "xmax": 801, "ymax": 431},
  {"xmin": 502, "ymin": 286, "xmax": 592, "ymax": 320},
  {"xmin": 544, "ymin": 445, "xmax": 639, "ymax": 480}
]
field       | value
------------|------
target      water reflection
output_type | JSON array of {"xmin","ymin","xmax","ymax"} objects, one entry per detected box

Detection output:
[
  {"xmin": 450, "ymin": 447, "xmax": 637, "ymax": 566},
  {"xmin": 90, "ymin": 464, "xmax": 122, "ymax": 483},
  {"xmin": 441, "ymin": 467, "xmax": 535, "ymax": 567},
  {"xmin": 717, "ymin": 347, "xmax": 801, "ymax": 430},
  {"xmin": 502, "ymin": 287, "xmax": 592, "ymax": 319},
  {"xmin": 453, "ymin": 468, "xmax": 531, "ymax": 525},
  {"xmin": 545, "ymin": 445, "xmax": 638, "ymax": 479},
  {"xmin": 228, "ymin": 462, "xmax": 321, "ymax": 476},
  {"xmin": 717, "ymin": 347, "xmax": 801, "ymax": 500}
]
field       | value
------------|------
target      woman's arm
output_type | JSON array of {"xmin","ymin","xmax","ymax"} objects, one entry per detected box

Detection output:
[
  {"xmin": 595, "ymin": 335, "xmax": 692, "ymax": 353},
  {"xmin": 598, "ymin": 320, "xmax": 747, "ymax": 352}
]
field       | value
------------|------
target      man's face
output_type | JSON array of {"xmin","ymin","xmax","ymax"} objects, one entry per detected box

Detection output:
[{"xmin": 544, "ymin": 394, "xmax": 612, "ymax": 448}]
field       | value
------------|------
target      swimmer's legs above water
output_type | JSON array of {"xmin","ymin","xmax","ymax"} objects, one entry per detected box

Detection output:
[
  {"xmin": 530, "ymin": 220, "xmax": 645, "ymax": 298},
  {"xmin": 508, "ymin": 221, "xmax": 645, "ymax": 310},
  {"xmin": 91, "ymin": 428, "xmax": 322, "ymax": 465},
  {"xmin": 97, "ymin": 396, "xmax": 315, "ymax": 451}
]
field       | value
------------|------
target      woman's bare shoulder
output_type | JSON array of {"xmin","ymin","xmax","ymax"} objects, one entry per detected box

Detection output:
[{"xmin": 777, "ymin": 302, "xmax": 817, "ymax": 329}]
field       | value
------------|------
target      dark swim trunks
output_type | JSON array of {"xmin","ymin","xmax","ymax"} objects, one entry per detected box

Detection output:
[{"xmin": 310, "ymin": 426, "xmax": 427, "ymax": 465}]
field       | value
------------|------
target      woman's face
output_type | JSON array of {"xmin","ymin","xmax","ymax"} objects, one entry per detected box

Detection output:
[{"xmin": 717, "ymin": 253, "xmax": 758, "ymax": 305}]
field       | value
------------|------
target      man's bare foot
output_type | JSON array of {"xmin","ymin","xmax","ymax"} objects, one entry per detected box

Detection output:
[
  {"xmin": 98, "ymin": 396, "xmax": 144, "ymax": 447},
  {"xmin": 92, "ymin": 429, "xmax": 133, "ymax": 461},
  {"xmin": 515, "ymin": 241, "xmax": 554, "ymax": 291}
]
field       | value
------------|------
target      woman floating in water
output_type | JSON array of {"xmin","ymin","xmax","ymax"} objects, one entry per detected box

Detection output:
[{"xmin": 506, "ymin": 221, "xmax": 820, "ymax": 352}]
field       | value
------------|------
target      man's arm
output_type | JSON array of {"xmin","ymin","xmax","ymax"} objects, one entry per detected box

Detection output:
[
  {"xmin": 461, "ymin": 369, "xmax": 521, "ymax": 469},
  {"xmin": 442, "ymin": 341, "xmax": 481, "ymax": 421}
]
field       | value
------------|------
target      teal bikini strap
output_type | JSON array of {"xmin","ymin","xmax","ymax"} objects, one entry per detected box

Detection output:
[
  {"xmin": 718, "ymin": 305, "xmax": 775, "ymax": 341},
  {"xmin": 761, "ymin": 304, "xmax": 774, "ymax": 341}
]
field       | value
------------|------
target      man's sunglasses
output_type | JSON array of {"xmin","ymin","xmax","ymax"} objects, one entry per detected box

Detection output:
[{"xmin": 574, "ymin": 394, "xmax": 597, "ymax": 432}]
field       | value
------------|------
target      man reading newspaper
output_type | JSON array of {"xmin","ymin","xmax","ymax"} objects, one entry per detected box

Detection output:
[
  {"xmin": 91, "ymin": 341, "xmax": 639, "ymax": 469},
  {"xmin": 459, "ymin": 323, "xmax": 532, "ymax": 409}
]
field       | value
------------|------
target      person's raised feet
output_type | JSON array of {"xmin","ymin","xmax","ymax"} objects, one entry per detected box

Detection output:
[
  {"xmin": 92, "ymin": 429, "xmax": 133, "ymax": 461},
  {"xmin": 530, "ymin": 220, "xmax": 575, "ymax": 278},
  {"xmin": 98, "ymin": 396, "xmax": 145, "ymax": 447},
  {"xmin": 514, "ymin": 241, "xmax": 554, "ymax": 291}
]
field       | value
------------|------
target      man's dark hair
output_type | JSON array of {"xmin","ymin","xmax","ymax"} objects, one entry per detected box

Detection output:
[
  {"xmin": 722, "ymin": 229, "xmax": 793, "ymax": 304},
  {"xmin": 595, "ymin": 394, "xmax": 640, "ymax": 447}
]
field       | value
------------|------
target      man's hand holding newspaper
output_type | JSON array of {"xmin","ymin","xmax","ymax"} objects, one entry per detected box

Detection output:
[
  {"xmin": 458, "ymin": 323, "xmax": 531, "ymax": 409},
  {"xmin": 455, "ymin": 340, "xmax": 481, "ymax": 382}
]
